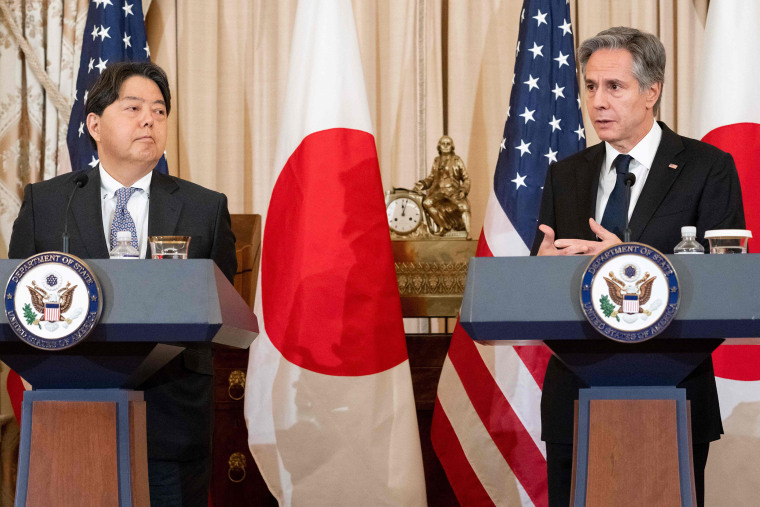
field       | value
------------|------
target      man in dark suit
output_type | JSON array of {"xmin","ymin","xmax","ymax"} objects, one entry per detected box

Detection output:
[
  {"xmin": 530, "ymin": 27, "xmax": 745, "ymax": 506},
  {"xmin": 9, "ymin": 62, "xmax": 236, "ymax": 507}
]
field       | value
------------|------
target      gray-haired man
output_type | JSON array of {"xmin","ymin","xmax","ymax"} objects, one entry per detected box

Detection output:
[{"xmin": 531, "ymin": 27, "xmax": 744, "ymax": 506}]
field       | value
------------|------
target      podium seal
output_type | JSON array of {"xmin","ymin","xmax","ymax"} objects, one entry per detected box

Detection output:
[
  {"xmin": 4, "ymin": 252, "xmax": 102, "ymax": 350},
  {"xmin": 580, "ymin": 243, "xmax": 679, "ymax": 343}
]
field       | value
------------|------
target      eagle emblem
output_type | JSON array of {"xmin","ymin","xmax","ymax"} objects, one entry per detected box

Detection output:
[
  {"xmin": 21, "ymin": 271, "xmax": 82, "ymax": 330},
  {"xmin": 599, "ymin": 263, "xmax": 661, "ymax": 322}
]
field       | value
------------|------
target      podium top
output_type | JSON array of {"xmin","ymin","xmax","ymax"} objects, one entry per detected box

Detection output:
[
  {"xmin": 1, "ymin": 258, "xmax": 257, "ymax": 347},
  {"xmin": 461, "ymin": 254, "xmax": 760, "ymax": 344},
  {"xmin": 0, "ymin": 259, "xmax": 258, "ymax": 389}
]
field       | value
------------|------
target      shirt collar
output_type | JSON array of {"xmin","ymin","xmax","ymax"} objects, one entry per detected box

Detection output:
[
  {"xmin": 99, "ymin": 165, "xmax": 153, "ymax": 199},
  {"xmin": 603, "ymin": 121, "xmax": 663, "ymax": 174}
]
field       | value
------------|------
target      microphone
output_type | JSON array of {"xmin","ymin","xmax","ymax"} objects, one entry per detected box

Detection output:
[
  {"xmin": 62, "ymin": 173, "xmax": 89, "ymax": 253},
  {"xmin": 623, "ymin": 172, "xmax": 636, "ymax": 242}
]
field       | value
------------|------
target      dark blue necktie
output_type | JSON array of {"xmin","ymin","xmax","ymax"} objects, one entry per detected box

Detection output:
[{"xmin": 600, "ymin": 154, "xmax": 633, "ymax": 239}]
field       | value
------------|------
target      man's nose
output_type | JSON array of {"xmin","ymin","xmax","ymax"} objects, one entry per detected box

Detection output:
[
  {"xmin": 592, "ymin": 89, "xmax": 608, "ymax": 109},
  {"xmin": 140, "ymin": 109, "xmax": 153, "ymax": 127}
]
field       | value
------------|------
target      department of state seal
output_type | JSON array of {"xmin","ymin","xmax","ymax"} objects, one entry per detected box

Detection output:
[
  {"xmin": 580, "ymin": 243, "xmax": 679, "ymax": 343},
  {"xmin": 4, "ymin": 252, "xmax": 102, "ymax": 350}
]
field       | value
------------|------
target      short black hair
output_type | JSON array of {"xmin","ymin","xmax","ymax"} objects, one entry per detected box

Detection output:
[{"xmin": 85, "ymin": 61, "xmax": 171, "ymax": 118}]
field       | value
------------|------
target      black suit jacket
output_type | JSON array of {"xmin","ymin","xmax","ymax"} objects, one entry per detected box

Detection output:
[
  {"xmin": 8, "ymin": 166, "xmax": 237, "ymax": 459},
  {"xmin": 531, "ymin": 122, "xmax": 745, "ymax": 444}
]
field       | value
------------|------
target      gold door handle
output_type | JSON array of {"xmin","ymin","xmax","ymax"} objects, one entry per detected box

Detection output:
[
  {"xmin": 228, "ymin": 452, "xmax": 247, "ymax": 483},
  {"xmin": 228, "ymin": 370, "xmax": 246, "ymax": 400}
]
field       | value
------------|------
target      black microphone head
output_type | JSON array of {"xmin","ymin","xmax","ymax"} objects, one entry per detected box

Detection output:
[
  {"xmin": 624, "ymin": 172, "xmax": 636, "ymax": 186},
  {"xmin": 73, "ymin": 172, "xmax": 89, "ymax": 188}
]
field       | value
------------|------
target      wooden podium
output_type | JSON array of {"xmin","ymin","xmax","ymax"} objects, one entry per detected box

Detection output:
[
  {"xmin": 0, "ymin": 259, "xmax": 258, "ymax": 506},
  {"xmin": 460, "ymin": 254, "xmax": 760, "ymax": 506}
]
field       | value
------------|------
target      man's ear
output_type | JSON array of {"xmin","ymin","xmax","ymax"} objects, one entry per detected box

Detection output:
[
  {"xmin": 646, "ymin": 82, "xmax": 662, "ymax": 110},
  {"xmin": 86, "ymin": 113, "xmax": 102, "ymax": 143}
]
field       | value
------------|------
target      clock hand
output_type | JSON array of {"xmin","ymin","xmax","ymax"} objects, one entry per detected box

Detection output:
[{"xmin": 401, "ymin": 200, "xmax": 406, "ymax": 217}]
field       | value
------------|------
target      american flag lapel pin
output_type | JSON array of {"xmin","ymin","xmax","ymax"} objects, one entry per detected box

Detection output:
[{"xmin": 669, "ymin": 163, "xmax": 678, "ymax": 169}]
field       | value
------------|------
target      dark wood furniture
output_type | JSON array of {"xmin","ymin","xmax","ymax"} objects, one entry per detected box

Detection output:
[{"xmin": 211, "ymin": 214, "xmax": 276, "ymax": 506}]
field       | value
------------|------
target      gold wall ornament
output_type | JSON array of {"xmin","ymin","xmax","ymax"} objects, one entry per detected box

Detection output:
[
  {"xmin": 414, "ymin": 135, "xmax": 472, "ymax": 239},
  {"xmin": 391, "ymin": 239, "xmax": 477, "ymax": 317}
]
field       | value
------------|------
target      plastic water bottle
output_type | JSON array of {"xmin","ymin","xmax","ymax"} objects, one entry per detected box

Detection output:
[
  {"xmin": 109, "ymin": 230, "xmax": 140, "ymax": 259},
  {"xmin": 674, "ymin": 226, "xmax": 705, "ymax": 254}
]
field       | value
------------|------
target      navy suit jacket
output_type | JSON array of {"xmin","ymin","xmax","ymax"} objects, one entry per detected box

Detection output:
[
  {"xmin": 531, "ymin": 122, "xmax": 745, "ymax": 444},
  {"xmin": 9, "ymin": 166, "xmax": 237, "ymax": 459}
]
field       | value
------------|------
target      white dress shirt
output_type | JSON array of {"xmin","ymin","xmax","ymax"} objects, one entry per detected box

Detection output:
[
  {"xmin": 595, "ymin": 121, "xmax": 663, "ymax": 223},
  {"xmin": 100, "ymin": 165, "xmax": 152, "ymax": 258}
]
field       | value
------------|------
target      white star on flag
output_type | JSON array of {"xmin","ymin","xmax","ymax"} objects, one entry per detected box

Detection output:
[
  {"xmin": 519, "ymin": 107, "xmax": 536, "ymax": 124},
  {"xmin": 88, "ymin": 58, "xmax": 94, "ymax": 73},
  {"xmin": 575, "ymin": 124, "xmax": 585, "ymax": 140},
  {"xmin": 533, "ymin": 9, "xmax": 547, "ymax": 26},
  {"xmin": 552, "ymin": 83, "xmax": 565, "ymax": 99},
  {"xmin": 98, "ymin": 25, "xmax": 111, "ymax": 41},
  {"xmin": 88, "ymin": 156, "xmax": 99, "ymax": 168},
  {"xmin": 544, "ymin": 147, "xmax": 558, "ymax": 163},
  {"xmin": 555, "ymin": 51, "xmax": 569, "ymax": 68},
  {"xmin": 549, "ymin": 115, "xmax": 562, "ymax": 131},
  {"xmin": 123, "ymin": 33, "xmax": 131, "ymax": 48},
  {"xmin": 528, "ymin": 42, "xmax": 544, "ymax": 59},
  {"xmin": 78, "ymin": 122, "xmax": 84, "ymax": 137},
  {"xmin": 524, "ymin": 74, "xmax": 539, "ymax": 91},
  {"xmin": 500, "ymin": 138, "xmax": 507, "ymax": 151},
  {"xmin": 558, "ymin": 18, "xmax": 572, "ymax": 35},
  {"xmin": 123, "ymin": 2, "xmax": 134, "ymax": 16},
  {"xmin": 95, "ymin": 58, "xmax": 108, "ymax": 73},
  {"xmin": 91, "ymin": 25, "xmax": 100, "ymax": 41},
  {"xmin": 144, "ymin": 43, "xmax": 150, "ymax": 57},
  {"xmin": 516, "ymin": 139, "xmax": 531, "ymax": 156},
  {"xmin": 511, "ymin": 172, "xmax": 528, "ymax": 189}
]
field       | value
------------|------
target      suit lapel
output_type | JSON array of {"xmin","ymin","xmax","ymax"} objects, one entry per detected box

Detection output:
[
  {"xmin": 628, "ymin": 123, "xmax": 685, "ymax": 241},
  {"xmin": 71, "ymin": 167, "xmax": 110, "ymax": 258},
  {"xmin": 146, "ymin": 171, "xmax": 182, "ymax": 258},
  {"xmin": 577, "ymin": 143, "xmax": 605, "ymax": 239}
]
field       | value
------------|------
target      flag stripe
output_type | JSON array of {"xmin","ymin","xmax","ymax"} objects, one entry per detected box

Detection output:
[
  {"xmin": 448, "ymin": 327, "xmax": 548, "ymax": 505},
  {"xmin": 430, "ymin": 400, "xmax": 496, "ymax": 507},
  {"xmin": 489, "ymin": 345, "xmax": 547, "ymax": 455},
  {"xmin": 513, "ymin": 345, "xmax": 553, "ymax": 390},
  {"xmin": 437, "ymin": 356, "xmax": 534, "ymax": 506}
]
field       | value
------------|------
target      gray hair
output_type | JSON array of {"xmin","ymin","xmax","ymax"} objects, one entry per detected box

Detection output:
[{"xmin": 578, "ymin": 27, "xmax": 665, "ymax": 115}]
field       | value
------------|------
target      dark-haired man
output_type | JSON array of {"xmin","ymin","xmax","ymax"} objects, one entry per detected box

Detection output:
[
  {"xmin": 9, "ymin": 62, "xmax": 236, "ymax": 507},
  {"xmin": 531, "ymin": 27, "xmax": 744, "ymax": 506}
]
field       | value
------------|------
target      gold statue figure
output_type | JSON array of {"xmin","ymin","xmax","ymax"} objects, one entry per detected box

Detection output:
[{"xmin": 414, "ymin": 135, "xmax": 472, "ymax": 239}]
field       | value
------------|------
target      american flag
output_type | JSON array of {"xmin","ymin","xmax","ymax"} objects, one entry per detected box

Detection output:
[
  {"xmin": 66, "ymin": 0, "xmax": 167, "ymax": 174},
  {"xmin": 431, "ymin": 0, "xmax": 585, "ymax": 505}
]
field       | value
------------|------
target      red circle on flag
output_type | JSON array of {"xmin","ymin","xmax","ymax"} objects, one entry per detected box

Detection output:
[
  {"xmin": 262, "ymin": 128, "xmax": 408, "ymax": 376},
  {"xmin": 703, "ymin": 123, "xmax": 760, "ymax": 381}
]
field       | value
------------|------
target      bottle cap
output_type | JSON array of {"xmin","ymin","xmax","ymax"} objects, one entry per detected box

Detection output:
[
  {"xmin": 116, "ymin": 231, "xmax": 133, "ymax": 242},
  {"xmin": 681, "ymin": 226, "xmax": 697, "ymax": 237}
]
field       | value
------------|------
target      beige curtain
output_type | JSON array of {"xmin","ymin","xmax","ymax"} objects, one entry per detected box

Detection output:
[
  {"xmin": 0, "ymin": 0, "xmax": 88, "ymax": 258},
  {"xmin": 147, "ymin": 0, "xmax": 709, "ymax": 236},
  {"xmin": 146, "ymin": 0, "xmax": 444, "ymax": 220}
]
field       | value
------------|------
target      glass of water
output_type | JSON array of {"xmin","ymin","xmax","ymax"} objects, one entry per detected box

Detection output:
[
  {"xmin": 149, "ymin": 236, "xmax": 191, "ymax": 259},
  {"xmin": 704, "ymin": 229, "xmax": 752, "ymax": 254}
]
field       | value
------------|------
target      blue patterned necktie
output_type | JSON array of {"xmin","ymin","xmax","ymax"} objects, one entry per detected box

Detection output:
[
  {"xmin": 600, "ymin": 154, "xmax": 634, "ymax": 239},
  {"xmin": 110, "ymin": 187, "xmax": 140, "ymax": 251}
]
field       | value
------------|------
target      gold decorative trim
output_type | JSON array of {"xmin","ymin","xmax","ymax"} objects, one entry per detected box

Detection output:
[{"xmin": 395, "ymin": 261, "xmax": 468, "ymax": 296}]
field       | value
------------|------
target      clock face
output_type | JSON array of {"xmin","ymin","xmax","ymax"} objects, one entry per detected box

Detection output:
[{"xmin": 387, "ymin": 197, "xmax": 422, "ymax": 234}]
